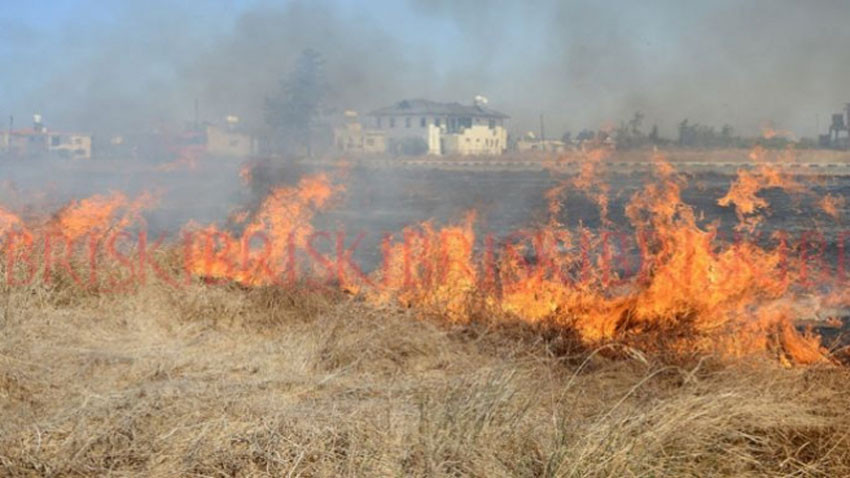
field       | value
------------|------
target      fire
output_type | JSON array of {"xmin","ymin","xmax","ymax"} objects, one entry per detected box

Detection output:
[
  {"xmin": 761, "ymin": 125, "xmax": 794, "ymax": 140},
  {"xmin": 717, "ymin": 146, "xmax": 801, "ymax": 230},
  {"xmin": 819, "ymin": 193, "xmax": 845, "ymax": 219},
  {"xmin": 546, "ymin": 148, "xmax": 611, "ymax": 225},
  {"xmin": 0, "ymin": 146, "xmax": 840, "ymax": 366},
  {"xmin": 363, "ymin": 150, "xmax": 831, "ymax": 364},
  {"xmin": 0, "ymin": 207, "xmax": 23, "ymax": 237},
  {"xmin": 239, "ymin": 162, "xmax": 253, "ymax": 185},
  {"xmin": 368, "ymin": 212, "xmax": 478, "ymax": 320},
  {"xmin": 51, "ymin": 191, "xmax": 155, "ymax": 241},
  {"xmin": 621, "ymin": 156, "xmax": 807, "ymax": 360},
  {"xmin": 186, "ymin": 173, "xmax": 342, "ymax": 286}
]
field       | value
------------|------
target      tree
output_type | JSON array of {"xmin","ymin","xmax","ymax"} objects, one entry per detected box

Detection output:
[
  {"xmin": 615, "ymin": 111, "xmax": 648, "ymax": 149},
  {"xmin": 678, "ymin": 119, "xmax": 690, "ymax": 146},
  {"xmin": 576, "ymin": 129, "xmax": 595, "ymax": 142},
  {"xmin": 265, "ymin": 49, "xmax": 328, "ymax": 156},
  {"xmin": 649, "ymin": 124, "xmax": 660, "ymax": 144},
  {"xmin": 628, "ymin": 111, "xmax": 644, "ymax": 137}
]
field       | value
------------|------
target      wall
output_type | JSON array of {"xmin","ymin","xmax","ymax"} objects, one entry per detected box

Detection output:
[
  {"xmin": 48, "ymin": 133, "xmax": 92, "ymax": 159},
  {"xmin": 371, "ymin": 114, "xmax": 507, "ymax": 156},
  {"xmin": 206, "ymin": 125, "xmax": 255, "ymax": 157},
  {"xmin": 371, "ymin": 115, "xmax": 443, "ymax": 155},
  {"xmin": 442, "ymin": 124, "xmax": 507, "ymax": 155},
  {"xmin": 333, "ymin": 122, "xmax": 387, "ymax": 153},
  {"xmin": 515, "ymin": 139, "xmax": 568, "ymax": 153}
]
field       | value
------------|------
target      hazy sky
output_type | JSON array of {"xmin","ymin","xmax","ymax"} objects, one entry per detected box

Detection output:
[{"xmin": 1, "ymin": 0, "xmax": 848, "ymax": 138}]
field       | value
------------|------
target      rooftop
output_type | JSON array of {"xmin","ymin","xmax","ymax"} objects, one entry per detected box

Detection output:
[
  {"xmin": 6, "ymin": 129, "xmax": 89, "ymax": 136},
  {"xmin": 369, "ymin": 99, "xmax": 509, "ymax": 119}
]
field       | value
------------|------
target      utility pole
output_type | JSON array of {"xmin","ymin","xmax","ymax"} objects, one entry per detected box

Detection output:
[{"xmin": 539, "ymin": 113, "xmax": 546, "ymax": 145}]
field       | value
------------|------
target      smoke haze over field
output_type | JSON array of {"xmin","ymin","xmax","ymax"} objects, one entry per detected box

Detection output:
[{"xmin": 2, "ymin": 0, "xmax": 850, "ymax": 138}]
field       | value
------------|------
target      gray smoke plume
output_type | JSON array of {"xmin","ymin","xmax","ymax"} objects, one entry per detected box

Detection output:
[{"xmin": 4, "ymin": 0, "xmax": 850, "ymax": 139}]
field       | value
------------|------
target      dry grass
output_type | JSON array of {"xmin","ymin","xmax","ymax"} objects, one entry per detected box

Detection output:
[{"xmin": 1, "ymin": 276, "xmax": 849, "ymax": 477}]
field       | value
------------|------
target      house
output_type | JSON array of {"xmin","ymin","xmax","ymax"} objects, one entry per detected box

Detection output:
[
  {"xmin": 46, "ymin": 131, "xmax": 93, "ymax": 159},
  {"xmin": 332, "ymin": 110, "xmax": 386, "ymax": 154},
  {"xmin": 2, "ymin": 115, "xmax": 92, "ymax": 159},
  {"xmin": 204, "ymin": 116, "xmax": 257, "ymax": 157},
  {"xmin": 368, "ymin": 97, "xmax": 509, "ymax": 156}
]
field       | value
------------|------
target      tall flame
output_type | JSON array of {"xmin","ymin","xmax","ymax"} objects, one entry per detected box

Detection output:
[
  {"xmin": 364, "ymin": 150, "xmax": 831, "ymax": 364},
  {"xmin": 0, "ymin": 148, "xmax": 838, "ymax": 366},
  {"xmin": 186, "ymin": 173, "xmax": 342, "ymax": 285}
]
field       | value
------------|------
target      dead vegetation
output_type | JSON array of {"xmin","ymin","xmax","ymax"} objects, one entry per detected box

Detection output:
[{"xmin": 0, "ymin": 275, "xmax": 848, "ymax": 478}]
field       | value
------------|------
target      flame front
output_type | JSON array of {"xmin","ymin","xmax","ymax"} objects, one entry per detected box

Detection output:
[
  {"xmin": 365, "ymin": 150, "xmax": 832, "ymax": 364},
  {"xmin": 186, "ymin": 173, "xmax": 342, "ymax": 286},
  {"xmin": 0, "ymin": 149, "xmax": 839, "ymax": 366}
]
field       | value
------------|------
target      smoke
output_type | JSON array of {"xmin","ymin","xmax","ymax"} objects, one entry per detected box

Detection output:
[
  {"xmin": 411, "ymin": 0, "xmax": 850, "ymax": 138},
  {"xmin": 1, "ymin": 1, "xmax": 432, "ymax": 136},
  {"xmin": 3, "ymin": 0, "xmax": 850, "ymax": 138}
]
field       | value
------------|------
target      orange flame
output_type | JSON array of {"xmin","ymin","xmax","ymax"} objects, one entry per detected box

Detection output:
[
  {"xmin": 0, "ymin": 207, "xmax": 23, "ymax": 237},
  {"xmin": 51, "ymin": 191, "xmax": 155, "ymax": 241},
  {"xmin": 4, "ymin": 148, "xmax": 835, "ymax": 366},
  {"xmin": 819, "ymin": 194, "xmax": 845, "ymax": 219},
  {"xmin": 718, "ymin": 146, "xmax": 801, "ymax": 231},
  {"xmin": 364, "ymin": 150, "xmax": 830, "ymax": 364},
  {"xmin": 186, "ymin": 173, "xmax": 343, "ymax": 286}
]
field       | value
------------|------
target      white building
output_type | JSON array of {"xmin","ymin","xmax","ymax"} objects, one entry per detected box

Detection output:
[
  {"xmin": 368, "ymin": 98, "xmax": 509, "ymax": 156},
  {"xmin": 205, "ymin": 116, "xmax": 257, "ymax": 157},
  {"xmin": 2, "ymin": 115, "xmax": 92, "ymax": 159},
  {"xmin": 332, "ymin": 110, "xmax": 387, "ymax": 154}
]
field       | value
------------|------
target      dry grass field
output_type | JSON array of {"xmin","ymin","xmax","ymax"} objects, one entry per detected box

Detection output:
[
  {"xmin": 2, "ymin": 148, "xmax": 850, "ymax": 477},
  {"xmin": 2, "ymin": 277, "xmax": 850, "ymax": 477}
]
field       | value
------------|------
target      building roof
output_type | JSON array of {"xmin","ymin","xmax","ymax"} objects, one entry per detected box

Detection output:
[
  {"xmin": 7, "ymin": 129, "xmax": 89, "ymax": 136},
  {"xmin": 369, "ymin": 99, "xmax": 509, "ymax": 119}
]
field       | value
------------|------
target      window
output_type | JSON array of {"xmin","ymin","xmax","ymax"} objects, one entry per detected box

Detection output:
[
  {"xmin": 420, "ymin": 117, "xmax": 426, "ymax": 127},
  {"xmin": 434, "ymin": 118, "xmax": 440, "ymax": 127},
  {"xmin": 51, "ymin": 136, "xmax": 61, "ymax": 146},
  {"xmin": 377, "ymin": 117, "xmax": 382, "ymax": 128},
  {"xmin": 405, "ymin": 117, "xmax": 411, "ymax": 128},
  {"xmin": 390, "ymin": 118, "xmax": 396, "ymax": 128},
  {"xmin": 489, "ymin": 119, "xmax": 496, "ymax": 129}
]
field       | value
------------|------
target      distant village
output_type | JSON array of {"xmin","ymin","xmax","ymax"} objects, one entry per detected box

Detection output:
[
  {"xmin": 0, "ymin": 96, "xmax": 526, "ymax": 161},
  {"xmin": 5, "ymin": 97, "xmax": 850, "ymax": 162}
]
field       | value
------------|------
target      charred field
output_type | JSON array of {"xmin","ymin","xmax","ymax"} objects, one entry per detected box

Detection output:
[{"xmin": 2, "ymin": 149, "xmax": 850, "ymax": 476}]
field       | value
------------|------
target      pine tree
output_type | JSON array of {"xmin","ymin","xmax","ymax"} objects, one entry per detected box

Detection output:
[{"xmin": 265, "ymin": 49, "xmax": 327, "ymax": 156}]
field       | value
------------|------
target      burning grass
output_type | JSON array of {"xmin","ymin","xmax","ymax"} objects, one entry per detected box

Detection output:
[
  {"xmin": 1, "ymin": 280, "xmax": 850, "ymax": 476},
  {"xmin": 2, "ymin": 148, "xmax": 850, "ymax": 475}
]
